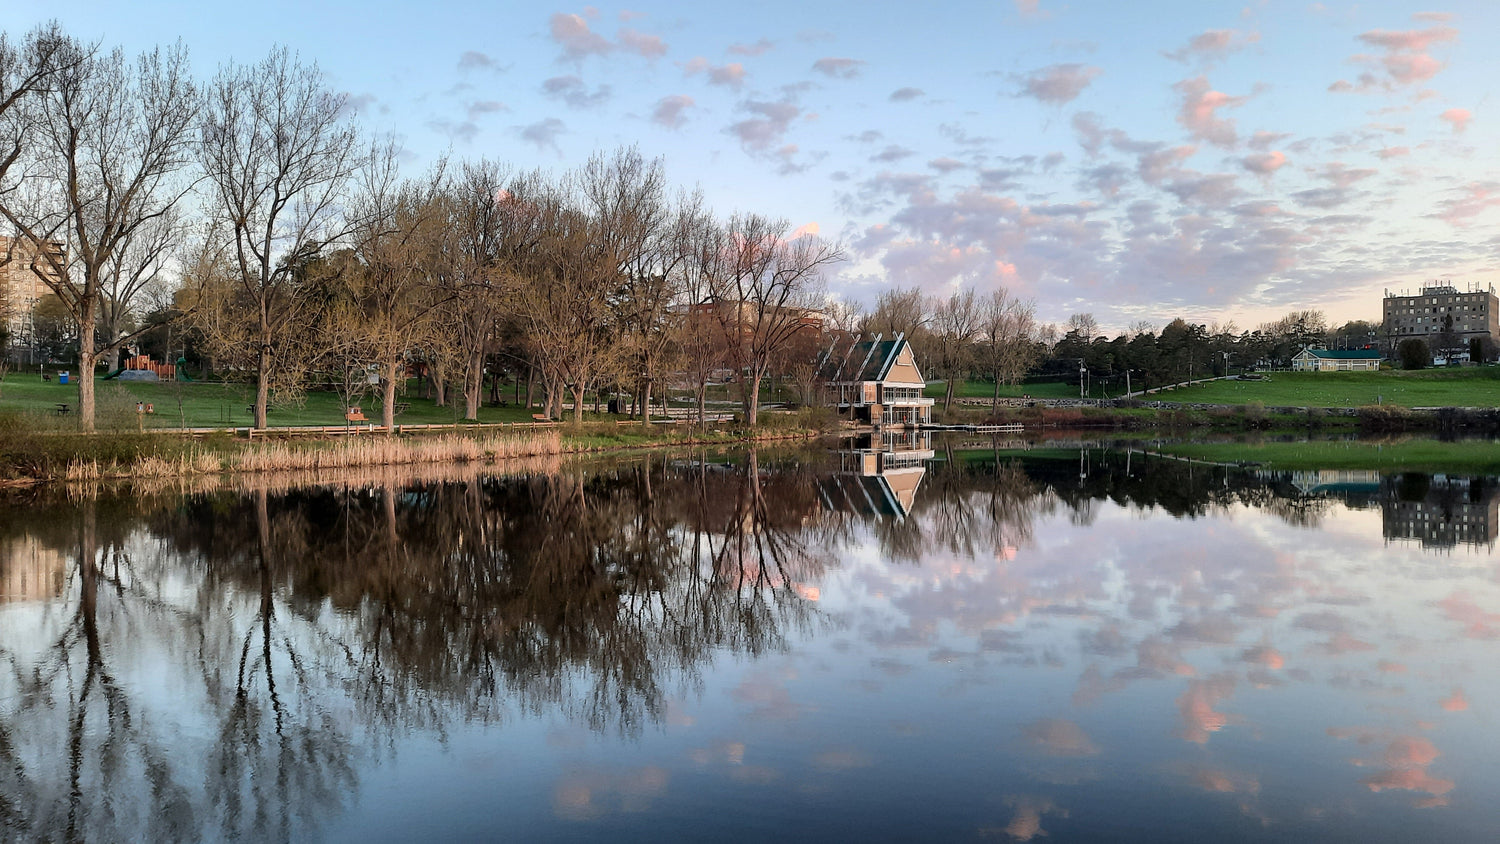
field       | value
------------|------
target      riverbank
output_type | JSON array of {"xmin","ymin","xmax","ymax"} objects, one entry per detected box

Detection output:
[
  {"xmin": 1151, "ymin": 438, "xmax": 1500, "ymax": 474},
  {"xmin": 0, "ymin": 414, "xmax": 828, "ymax": 485}
]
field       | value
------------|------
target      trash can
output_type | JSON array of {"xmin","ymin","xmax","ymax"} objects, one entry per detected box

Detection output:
[{"xmin": 59, "ymin": 371, "xmax": 69, "ymax": 385}]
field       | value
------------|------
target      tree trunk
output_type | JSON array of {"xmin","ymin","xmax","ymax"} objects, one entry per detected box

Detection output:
[
  {"xmin": 77, "ymin": 333, "xmax": 97, "ymax": 434},
  {"xmin": 524, "ymin": 367, "xmax": 534, "ymax": 409},
  {"xmin": 992, "ymin": 377, "xmax": 1001, "ymax": 412},
  {"xmin": 641, "ymin": 379, "xmax": 652, "ymax": 427},
  {"xmin": 251, "ymin": 348, "xmax": 271, "ymax": 429},
  {"xmin": 697, "ymin": 386, "xmax": 707, "ymax": 425},
  {"xmin": 943, "ymin": 380, "xmax": 955, "ymax": 413},
  {"xmin": 381, "ymin": 358, "xmax": 399, "ymax": 429},
  {"xmin": 464, "ymin": 350, "xmax": 483, "ymax": 420},
  {"xmin": 432, "ymin": 362, "xmax": 447, "ymax": 406},
  {"xmin": 572, "ymin": 384, "xmax": 585, "ymax": 424},
  {"xmin": 746, "ymin": 368, "xmax": 762, "ymax": 426}
]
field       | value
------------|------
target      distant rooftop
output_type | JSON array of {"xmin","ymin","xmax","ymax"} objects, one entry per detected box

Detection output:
[{"xmin": 1301, "ymin": 348, "xmax": 1381, "ymax": 359}]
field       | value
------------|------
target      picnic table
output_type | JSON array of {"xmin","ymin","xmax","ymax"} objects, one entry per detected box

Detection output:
[{"xmin": 55, "ymin": 403, "xmax": 70, "ymax": 415}]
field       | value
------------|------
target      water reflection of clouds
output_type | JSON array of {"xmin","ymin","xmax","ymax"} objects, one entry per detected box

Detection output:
[{"xmin": 831, "ymin": 477, "xmax": 1500, "ymax": 828}]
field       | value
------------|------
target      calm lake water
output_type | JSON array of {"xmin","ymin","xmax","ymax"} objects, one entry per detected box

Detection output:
[{"xmin": 2, "ymin": 439, "xmax": 1499, "ymax": 842}]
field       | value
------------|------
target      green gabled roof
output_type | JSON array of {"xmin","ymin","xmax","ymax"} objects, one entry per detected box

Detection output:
[
  {"xmin": 820, "ymin": 336, "xmax": 908, "ymax": 382},
  {"xmin": 1299, "ymin": 348, "xmax": 1382, "ymax": 360}
]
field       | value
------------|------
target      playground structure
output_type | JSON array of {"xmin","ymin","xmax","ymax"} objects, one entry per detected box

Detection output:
[
  {"xmin": 123, "ymin": 354, "xmax": 175, "ymax": 379},
  {"xmin": 104, "ymin": 354, "xmax": 190, "ymax": 381}
]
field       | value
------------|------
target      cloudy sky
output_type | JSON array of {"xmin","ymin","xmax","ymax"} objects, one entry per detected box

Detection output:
[{"xmin": 17, "ymin": 0, "xmax": 1500, "ymax": 331}]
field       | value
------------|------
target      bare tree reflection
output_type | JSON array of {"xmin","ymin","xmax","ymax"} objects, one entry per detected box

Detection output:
[{"xmin": 0, "ymin": 445, "xmax": 1481, "ymax": 840}]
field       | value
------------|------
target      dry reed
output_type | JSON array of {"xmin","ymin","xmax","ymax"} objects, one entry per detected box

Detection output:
[{"xmin": 232, "ymin": 430, "xmax": 563, "ymax": 474}]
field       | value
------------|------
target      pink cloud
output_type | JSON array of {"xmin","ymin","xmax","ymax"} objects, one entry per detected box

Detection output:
[
  {"xmin": 1241, "ymin": 151, "xmax": 1287, "ymax": 176},
  {"xmin": 549, "ymin": 12, "xmax": 613, "ymax": 60},
  {"xmin": 683, "ymin": 57, "xmax": 746, "ymax": 89},
  {"xmin": 1375, "ymin": 146, "xmax": 1410, "ymax": 159},
  {"xmin": 1359, "ymin": 26, "xmax": 1458, "ymax": 53},
  {"xmin": 1017, "ymin": 64, "xmax": 1102, "ymax": 104},
  {"xmin": 1433, "ymin": 590, "xmax": 1500, "ymax": 633},
  {"xmin": 1177, "ymin": 674, "xmax": 1237, "ymax": 744},
  {"xmin": 1439, "ymin": 688, "xmax": 1468, "ymax": 712},
  {"xmin": 1000, "ymin": 796, "xmax": 1063, "ymax": 841},
  {"xmin": 1240, "ymin": 645, "xmax": 1285, "ymax": 668},
  {"xmin": 728, "ymin": 38, "xmax": 773, "ymax": 57},
  {"xmin": 1165, "ymin": 29, "xmax": 1261, "ymax": 64},
  {"xmin": 1440, "ymin": 107, "xmax": 1471, "ymax": 133},
  {"xmin": 1013, "ymin": 0, "xmax": 1047, "ymax": 19},
  {"xmin": 1021, "ymin": 718, "xmax": 1100, "ymax": 757},
  {"xmin": 650, "ymin": 94, "xmax": 693, "ymax": 129},
  {"xmin": 1189, "ymin": 766, "xmax": 1260, "ymax": 795},
  {"xmin": 812, "ymin": 57, "xmax": 866, "ymax": 79},
  {"xmin": 617, "ymin": 28, "xmax": 667, "ymax": 59},
  {"xmin": 1174, "ymin": 76, "xmax": 1248, "ymax": 147},
  {"xmin": 1332, "ymin": 25, "xmax": 1457, "ymax": 91}
]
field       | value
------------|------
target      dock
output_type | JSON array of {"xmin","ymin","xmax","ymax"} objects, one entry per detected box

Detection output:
[{"xmin": 918, "ymin": 423, "xmax": 1025, "ymax": 433}]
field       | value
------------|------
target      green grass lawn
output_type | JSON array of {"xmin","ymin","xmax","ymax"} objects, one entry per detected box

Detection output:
[
  {"xmin": 0, "ymin": 375, "xmax": 611, "ymax": 429},
  {"xmin": 1151, "ymin": 368, "xmax": 1500, "ymax": 408},
  {"xmin": 1157, "ymin": 439, "xmax": 1500, "ymax": 474}
]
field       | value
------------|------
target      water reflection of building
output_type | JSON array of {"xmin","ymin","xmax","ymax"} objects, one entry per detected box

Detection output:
[
  {"xmin": 822, "ymin": 431, "xmax": 933, "ymax": 518},
  {"xmin": 1253, "ymin": 468, "xmax": 1382, "ymax": 508},
  {"xmin": 0, "ymin": 536, "xmax": 67, "ymax": 602},
  {"xmin": 1381, "ymin": 475, "xmax": 1500, "ymax": 549},
  {"xmin": 1286, "ymin": 470, "xmax": 1382, "ymax": 496}
]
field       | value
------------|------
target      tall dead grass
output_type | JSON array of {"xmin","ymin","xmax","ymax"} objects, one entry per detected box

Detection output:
[{"xmin": 231, "ymin": 430, "xmax": 563, "ymax": 474}]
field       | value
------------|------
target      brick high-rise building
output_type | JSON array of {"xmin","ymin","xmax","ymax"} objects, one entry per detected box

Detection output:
[
  {"xmin": 1382, "ymin": 282, "xmax": 1500, "ymax": 359},
  {"xmin": 0, "ymin": 235, "xmax": 65, "ymax": 355}
]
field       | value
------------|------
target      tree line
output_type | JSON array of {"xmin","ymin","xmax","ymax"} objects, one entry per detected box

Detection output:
[{"xmin": 0, "ymin": 24, "xmax": 844, "ymax": 431}]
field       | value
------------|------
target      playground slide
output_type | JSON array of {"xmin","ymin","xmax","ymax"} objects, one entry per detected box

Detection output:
[
  {"xmin": 176, "ymin": 358, "xmax": 194, "ymax": 381},
  {"xmin": 102, "ymin": 369, "xmax": 124, "ymax": 380}
]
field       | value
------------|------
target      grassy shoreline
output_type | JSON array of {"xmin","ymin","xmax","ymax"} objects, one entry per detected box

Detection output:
[
  {"xmin": 1151, "ymin": 438, "xmax": 1500, "ymax": 474},
  {"xmin": 0, "ymin": 418, "xmax": 828, "ymax": 486}
]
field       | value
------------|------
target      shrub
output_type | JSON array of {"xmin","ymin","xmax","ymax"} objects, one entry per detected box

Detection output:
[{"xmin": 1398, "ymin": 339, "xmax": 1430, "ymax": 370}]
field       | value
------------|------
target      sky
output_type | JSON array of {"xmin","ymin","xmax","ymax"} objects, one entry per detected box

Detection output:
[{"xmin": 12, "ymin": 0, "xmax": 1500, "ymax": 333}]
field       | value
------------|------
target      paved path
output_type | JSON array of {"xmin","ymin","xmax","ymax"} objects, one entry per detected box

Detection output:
[{"xmin": 1124, "ymin": 375, "xmax": 1236, "ymax": 399}]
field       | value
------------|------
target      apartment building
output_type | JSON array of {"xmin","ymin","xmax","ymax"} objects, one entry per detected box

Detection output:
[
  {"xmin": 0, "ymin": 235, "xmax": 65, "ymax": 353},
  {"xmin": 1382, "ymin": 283, "xmax": 1499, "ymax": 355}
]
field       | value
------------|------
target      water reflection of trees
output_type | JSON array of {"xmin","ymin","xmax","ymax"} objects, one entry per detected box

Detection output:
[
  {"xmin": 0, "ymin": 453, "xmax": 834, "ymax": 840},
  {"xmin": 0, "ymin": 447, "xmax": 1487, "ymax": 839}
]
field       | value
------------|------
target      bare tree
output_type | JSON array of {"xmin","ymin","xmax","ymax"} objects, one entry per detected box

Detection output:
[
  {"xmin": 0, "ymin": 40, "xmax": 197, "ymax": 431},
  {"xmin": 346, "ymin": 147, "xmax": 451, "ymax": 427},
  {"xmin": 699, "ymin": 213, "xmax": 842, "ymax": 426},
  {"xmin": 197, "ymin": 46, "xmax": 361, "ymax": 429},
  {"xmin": 928, "ymin": 288, "xmax": 981, "ymax": 412},
  {"xmin": 98, "ymin": 207, "xmax": 186, "ymax": 370},
  {"xmin": 581, "ymin": 147, "xmax": 698, "ymax": 426},
  {"xmin": 0, "ymin": 22, "xmax": 81, "ymax": 198},
  {"xmin": 1067, "ymin": 312, "xmax": 1100, "ymax": 344},
  {"xmin": 516, "ymin": 174, "xmax": 624, "ymax": 424},
  {"xmin": 977, "ymin": 288, "xmax": 1040, "ymax": 410}
]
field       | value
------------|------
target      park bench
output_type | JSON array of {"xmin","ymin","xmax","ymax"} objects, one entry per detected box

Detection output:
[
  {"xmin": 346, "ymin": 406, "xmax": 368, "ymax": 423},
  {"xmin": 532, "ymin": 413, "xmax": 550, "ymax": 422}
]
